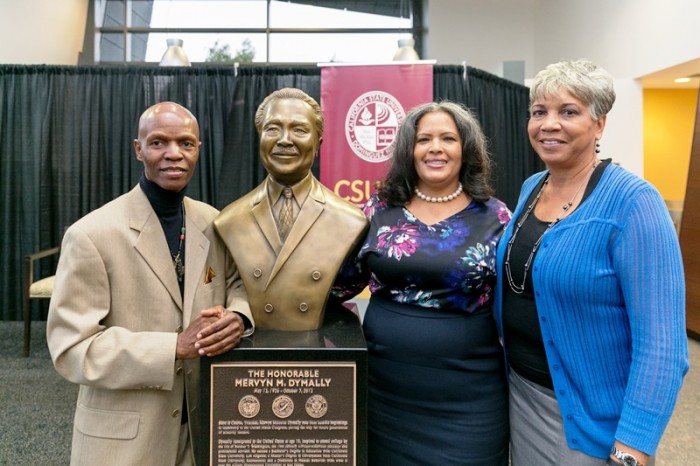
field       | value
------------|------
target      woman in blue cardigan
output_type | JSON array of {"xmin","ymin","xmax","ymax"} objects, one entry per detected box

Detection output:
[{"xmin": 495, "ymin": 59, "xmax": 689, "ymax": 466}]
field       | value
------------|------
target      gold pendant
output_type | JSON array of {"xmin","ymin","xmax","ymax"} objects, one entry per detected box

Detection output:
[{"xmin": 173, "ymin": 254, "xmax": 185, "ymax": 282}]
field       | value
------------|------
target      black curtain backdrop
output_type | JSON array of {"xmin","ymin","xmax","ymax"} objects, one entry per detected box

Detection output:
[
  {"xmin": 0, "ymin": 64, "xmax": 540, "ymax": 321},
  {"xmin": 463, "ymin": 66, "xmax": 545, "ymax": 204}
]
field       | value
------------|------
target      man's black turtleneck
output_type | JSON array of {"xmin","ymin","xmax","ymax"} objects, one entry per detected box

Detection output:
[{"xmin": 139, "ymin": 175, "xmax": 186, "ymax": 297}]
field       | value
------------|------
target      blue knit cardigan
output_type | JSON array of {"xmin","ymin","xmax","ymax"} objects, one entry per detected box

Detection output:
[{"xmin": 494, "ymin": 163, "xmax": 689, "ymax": 458}]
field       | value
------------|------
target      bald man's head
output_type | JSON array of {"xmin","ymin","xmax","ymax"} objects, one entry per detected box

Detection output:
[{"xmin": 133, "ymin": 102, "xmax": 201, "ymax": 192}]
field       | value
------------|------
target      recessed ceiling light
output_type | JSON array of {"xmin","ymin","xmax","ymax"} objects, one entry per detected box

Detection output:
[{"xmin": 674, "ymin": 77, "xmax": 691, "ymax": 83}]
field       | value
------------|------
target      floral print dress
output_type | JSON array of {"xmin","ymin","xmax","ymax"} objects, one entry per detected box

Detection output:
[
  {"xmin": 333, "ymin": 193, "xmax": 512, "ymax": 466},
  {"xmin": 334, "ymin": 193, "xmax": 511, "ymax": 313}
]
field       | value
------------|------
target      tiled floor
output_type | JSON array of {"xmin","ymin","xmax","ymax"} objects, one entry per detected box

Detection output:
[{"xmin": 656, "ymin": 336, "xmax": 700, "ymax": 464}]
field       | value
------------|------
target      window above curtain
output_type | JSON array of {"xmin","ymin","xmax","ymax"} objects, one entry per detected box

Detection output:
[{"xmin": 90, "ymin": 0, "xmax": 422, "ymax": 65}]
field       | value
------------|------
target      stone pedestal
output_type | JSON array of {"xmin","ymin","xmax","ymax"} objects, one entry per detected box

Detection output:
[{"xmin": 198, "ymin": 303, "xmax": 367, "ymax": 466}]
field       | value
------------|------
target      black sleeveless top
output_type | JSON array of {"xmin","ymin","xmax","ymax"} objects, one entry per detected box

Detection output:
[{"xmin": 502, "ymin": 160, "xmax": 610, "ymax": 389}]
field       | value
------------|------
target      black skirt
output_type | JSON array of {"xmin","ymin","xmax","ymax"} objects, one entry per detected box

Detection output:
[{"xmin": 363, "ymin": 296, "xmax": 509, "ymax": 465}]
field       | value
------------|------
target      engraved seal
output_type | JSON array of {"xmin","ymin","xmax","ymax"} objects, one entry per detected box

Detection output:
[
  {"xmin": 272, "ymin": 395, "xmax": 294, "ymax": 418},
  {"xmin": 345, "ymin": 90, "xmax": 405, "ymax": 163},
  {"xmin": 305, "ymin": 394, "xmax": 328, "ymax": 419},
  {"xmin": 238, "ymin": 395, "xmax": 260, "ymax": 418}
]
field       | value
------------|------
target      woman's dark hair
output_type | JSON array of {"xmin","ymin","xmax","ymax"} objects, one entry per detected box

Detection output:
[{"xmin": 379, "ymin": 101, "xmax": 493, "ymax": 206}]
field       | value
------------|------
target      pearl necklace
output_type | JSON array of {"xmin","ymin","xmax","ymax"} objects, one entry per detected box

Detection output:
[
  {"xmin": 414, "ymin": 182, "xmax": 463, "ymax": 203},
  {"xmin": 504, "ymin": 161, "xmax": 597, "ymax": 294}
]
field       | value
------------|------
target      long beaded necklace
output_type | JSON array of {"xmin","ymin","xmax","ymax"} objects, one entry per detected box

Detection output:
[
  {"xmin": 504, "ymin": 160, "xmax": 597, "ymax": 294},
  {"xmin": 172, "ymin": 203, "xmax": 186, "ymax": 283}
]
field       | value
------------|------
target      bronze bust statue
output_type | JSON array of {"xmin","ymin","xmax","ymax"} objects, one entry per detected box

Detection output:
[{"xmin": 214, "ymin": 88, "xmax": 368, "ymax": 330}]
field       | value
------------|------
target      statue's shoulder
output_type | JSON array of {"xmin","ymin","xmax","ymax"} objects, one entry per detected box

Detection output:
[
  {"xmin": 215, "ymin": 183, "xmax": 265, "ymax": 226},
  {"xmin": 315, "ymin": 181, "xmax": 368, "ymax": 228}
]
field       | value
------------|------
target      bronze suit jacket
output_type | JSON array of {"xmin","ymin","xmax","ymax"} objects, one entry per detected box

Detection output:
[
  {"xmin": 47, "ymin": 186, "xmax": 252, "ymax": 466},
  {"xmin": 214, "ymin": 175, "xmax": 368, "ymax": 330}
]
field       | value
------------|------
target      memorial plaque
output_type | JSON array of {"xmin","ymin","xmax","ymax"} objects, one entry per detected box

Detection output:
[
  {"xmin": 199, "ymin": 304, "xmax": 367, "ymax": 466},
  {"xmin": 211, "ymin": 362, "xmax": 356, "ymax": 465}
]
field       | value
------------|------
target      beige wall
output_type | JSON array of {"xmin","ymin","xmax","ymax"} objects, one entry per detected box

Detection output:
[
  {"xmin": 427, "ymin": 0, "xmax": 700, "ymax": 178},
  {"xmin": 0, "ymin": 0, "xmax": 88, "ymax": 65},
  {"xmin": 427, "ymin": 0, "xmax": 700, "ymax": 81},
  {"xmin": 427, "ymin": 0, "xmax": 538, "ymax": 77}
]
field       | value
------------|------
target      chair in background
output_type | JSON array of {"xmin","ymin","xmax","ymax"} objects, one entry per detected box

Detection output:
[{"xmin": 23, "ymin": 246, "xmax": 60, "ymax": 357}]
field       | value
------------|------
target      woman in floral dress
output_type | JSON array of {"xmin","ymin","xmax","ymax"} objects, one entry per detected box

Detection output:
[{"xmin": 333, "ymin": 101, "xmax": 511, "ymax": 465}]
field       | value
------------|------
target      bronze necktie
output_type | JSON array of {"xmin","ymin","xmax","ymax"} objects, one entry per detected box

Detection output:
[{"xmin": 278, "ymin": 186, "xmax": 293, "ymax": 241}]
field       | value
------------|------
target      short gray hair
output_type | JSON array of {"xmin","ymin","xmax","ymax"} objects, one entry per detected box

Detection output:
[{"xmin": 530, "ymin": 59, "xmax": 616, "ymax": 120}]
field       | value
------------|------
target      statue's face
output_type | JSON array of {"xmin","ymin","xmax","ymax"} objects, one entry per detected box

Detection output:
[{"xmin": 259, "ymin": 98, "xmax": 321, "ymax": 185}]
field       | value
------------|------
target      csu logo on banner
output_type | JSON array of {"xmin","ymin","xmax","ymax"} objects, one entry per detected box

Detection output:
[{"xmin": 345, "ymin": 91, "xmax": 405, "ymax": 163}]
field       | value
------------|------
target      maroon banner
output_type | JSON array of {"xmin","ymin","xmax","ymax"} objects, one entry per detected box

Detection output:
[{"xmin": 319, "ymin": 63, "xmax": 434, "ymax": 206}]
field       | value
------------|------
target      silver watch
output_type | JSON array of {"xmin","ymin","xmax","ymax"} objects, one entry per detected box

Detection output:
[{"xmin": 609, "ymin": 447, "xmax": 645, "ymax": 466}]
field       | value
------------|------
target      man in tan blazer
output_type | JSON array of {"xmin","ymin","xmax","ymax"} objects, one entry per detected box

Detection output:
[
  {"xmin": 47, "ymin": 102, "xmax": 253, "ymax": 465},
  {"xmin": 214, "ymin": 88, "xmax": 368, "ymax": 331}
]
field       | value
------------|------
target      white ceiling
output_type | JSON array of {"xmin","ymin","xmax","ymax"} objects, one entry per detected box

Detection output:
[{"xmin": 639, "ymin": 57, "xmax": 700, "ymax": 89}]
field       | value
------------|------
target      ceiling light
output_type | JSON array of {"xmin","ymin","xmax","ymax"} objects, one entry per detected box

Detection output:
[
  {"xmin": 674, "ymin": 77, "xmax": 691, "ymax": 83},
  {"xmin": 392, "ymin": 38, "xmax": 420, "ymax": 61},
  {"xmin": 160, "ymin": 39, "xmax": 191, "ymax": 67}
]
